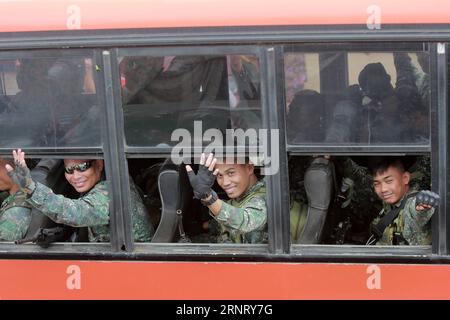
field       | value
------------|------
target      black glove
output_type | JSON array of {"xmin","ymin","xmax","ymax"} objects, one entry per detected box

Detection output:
[
  {"xmin": 7, "ymin": 160, "xmax": 36, "ymax": 195},
  {"xmin": 416, "ymin": 190, "xmax": 440, "ymax": 208},
  {"xmin": 186, "ymin": 164, "xmax": 216, "ymax": 200}
]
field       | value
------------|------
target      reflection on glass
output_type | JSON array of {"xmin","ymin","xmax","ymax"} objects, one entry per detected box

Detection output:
[
  {"xmin": 284, "ymin": 53, "xmax": 308, "ymax": 107},
  {"xmin": 0, "ymin": 57, "xmax": 102, "ymax": 149},
  {"xmin": 285, "ymin": 52, "xmax": 430, "ymax": 145},
  {"xmin": 119, "ymin": 54, "xmax": 262, "ymax": 147},
  {"xmin": 288, "ymin": 155, "xmax": 432, "ymax": 245}
]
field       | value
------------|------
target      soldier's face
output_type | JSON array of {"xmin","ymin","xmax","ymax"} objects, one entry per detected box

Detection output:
[
  {"xmin": 216, "ymin": 163, "xmax": 255, "ymax": 199},
  {"xmin": 64, "ymin": 159, "xmax": 103, "ymax": 193},
  {"xmin": 373, "ymin": 165, "xmax": 410, "ymax": 205}
]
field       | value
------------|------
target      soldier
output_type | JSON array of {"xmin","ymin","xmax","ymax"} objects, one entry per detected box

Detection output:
[
  {"xmin": 358, "ymin": 53, "xmax": 424, "ymax": 143},
  {"xmin": 366, "ymin": 157, "xmax": 439, "ymax": 245},
  {"xmin": 186, "ymin": 153, "xmax": 267, "ymax": 244},
  {"xmin": 5, "ymin": 149, "xmax": 154, "ymax": 242},
  {"xmin": 0, "ymin": 157, "xmax": 32, "ymax": 241},
  {"xmin": 286, "ymin": 90, "xmax": 325, "ymax": 144}
]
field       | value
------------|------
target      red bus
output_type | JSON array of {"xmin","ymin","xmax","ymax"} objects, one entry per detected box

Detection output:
[{"xmin": 0, "ymin": 0, "xmax": 450, "ymax": 300}]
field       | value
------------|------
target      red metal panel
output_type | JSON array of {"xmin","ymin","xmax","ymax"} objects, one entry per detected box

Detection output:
[
  {"xmin": 0, "ymin": 0, "xmax": 450, "ymax": 33},
  {"xmin": 0, "ymin": 260, "xmax": 449, "ymax": 299}
]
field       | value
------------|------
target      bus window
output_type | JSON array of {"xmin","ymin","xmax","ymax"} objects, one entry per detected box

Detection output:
[
  {"xmin": 119, "ymin": 52, "xmax": 267, "ymax": 244},
  {"xmin": 284, "ymin": 51, "xmax": 430, "ymax": 146},
  {"xmin": 0, "ymin": 55, "xmax": 103, "ymax": 149},
  {"xmin": 0, "ymin": 157, "xmax": 83, "ymax": 243},
  {"xmin": 284, "ymin": 47, "xmax": 435, "ymax": 248},
  {"xmin": 289, "ymin": 155, "xmax": 432, "ymax": 245},
  {"xmin": 0, "ymin": 155, "xmax": 139, "ymax": 244},
  {"xmin": 127, "ymin": 155, "xmax": 268, "ymax": 244},
  {"xmin": 119, "ymin": 54, "xmax": 262, "ymax": 147}
]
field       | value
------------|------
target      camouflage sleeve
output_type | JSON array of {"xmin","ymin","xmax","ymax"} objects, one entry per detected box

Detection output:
[
  {"xmin": 0, "ymin": 206, "xmax": 32, "ymax": 241},
  {"xmin": 214, "ymin": 196, "xmax": 267, "ymax": 233},
  {"xmin": 26, "ymin": 182, "xmax": 109, "ymax": 227},
  {"xmin": 128, "ymin": 180, "xmax": 154, "ymax": 242},
  {"xmin": 394, "ymin": 53, "xmax": 419, "ymax": 91},
  {"xmin": 393, "ymin": 53, "xmax": 423, "ymax": 113},
  {"xmin": 403, "ymin": 196, "xmax": 434, "ymax": 230},
  {"xmin": 403, "ymin": 56, "xmax": 429, "ymax": 107}
]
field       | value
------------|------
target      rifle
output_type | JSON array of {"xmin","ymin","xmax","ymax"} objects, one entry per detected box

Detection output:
[{"xmin": 15, "ymin": 227, "xmax": 65, "ymax": 248}]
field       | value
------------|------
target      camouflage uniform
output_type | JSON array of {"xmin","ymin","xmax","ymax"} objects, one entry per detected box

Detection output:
[
  {"xmin": 129, "ymin": 180, "xmax": 155, "ymax": 242},
  {"xmin": 411, "ymin": 63, "xmax": 429, "ymax": 108},
  {"xmin": 371, "ymin": 190, "xmax": 434, "ymax": 245},
  {"xmin": 0, "ymin": 191, "xmax": 32, "ymax": 241},
  {"xmin": 214, "ymin": 179, "xmax": 267, "ymax": 244},
  {"xmin": 26, "ymin": 179, "xmax": 154, "ymax": 242}
]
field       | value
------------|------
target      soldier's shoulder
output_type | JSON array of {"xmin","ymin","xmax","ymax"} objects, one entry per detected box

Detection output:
[
  {"xmin": 1, "ymin": 192, "xmax": 32, "ymax": 211},
  {"xmin": 84, "ymin": 181, "xmax": 110, "ymax": 201},
  {"xmin": 251, "ymin": 179, "xmax": 267, "ymax": 195},
  {"xmin": 90, "ymin": 181, "xmax": 109, "ymax": 193}
]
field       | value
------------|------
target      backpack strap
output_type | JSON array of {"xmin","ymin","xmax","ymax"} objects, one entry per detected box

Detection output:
[
  {"xmin": 368, "ymin": 191, "xmax": 418, "ymax": 244},
  {"xmin": 0, "ymin": 193, "xmax": 32, "ymax": 212}
]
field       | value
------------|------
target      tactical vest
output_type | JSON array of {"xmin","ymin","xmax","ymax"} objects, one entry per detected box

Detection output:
[
  {"xmin": 373, "ymin": 191, "xmax": 418, "ymax": 245},
  {"xmin": 0, "ymin": 192, "xmax": 32, "ymax": 213},
  {"xmin": 229, "ymin": 184, "xmax": 266, "ymax": 208}
]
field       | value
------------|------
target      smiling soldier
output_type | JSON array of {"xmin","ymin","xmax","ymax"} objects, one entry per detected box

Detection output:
[
  {"xmin": 6, "ymin": 149, "xmax": 154, "ymax": 242},
  {"xmin": 366, "ymin": 157, "xmax": 439, "ymax": 246},
  {"xmin": 186, "ymin": 153, "xmax": 267, "ymax": 244}
]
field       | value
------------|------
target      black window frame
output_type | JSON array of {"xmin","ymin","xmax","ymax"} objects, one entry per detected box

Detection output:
[
  {"xmin": 0, "ymin": 26, "xmax": 448, "ymax": 263},
  {"xmin": 277, "ymin": 42, "xmax": 446, "ymax": 257},
  {"xmin": 112, "ymin": 45, "xmax": 277, "ymax": 253}
]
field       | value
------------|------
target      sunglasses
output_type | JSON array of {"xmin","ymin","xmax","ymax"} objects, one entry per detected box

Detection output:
[{"xmin": 64, "ymin": 161, "xmax": 93, "ymax": 174}]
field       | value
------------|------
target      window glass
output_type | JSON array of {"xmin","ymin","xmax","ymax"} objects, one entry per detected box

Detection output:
[
  {"xmin": 0, "ymin": 157, "xmax": 113, "ymax": 243},
  {"xmin": 0, "ymin": 154, "xmax": 161, "ymax": 244},
  {"xmin": 119, "ymin": 54, "xmax": 262, "ymax": 147},
  {"xmin": 285, "ymin": 52, "xmax": 430, "ymax": 146},
  {"xmin": 0, "ymin": 56, "xmax": 102, "ymax": 149},
  {"xmin": 128, "ymin": 157, "xmax": 268, "ymax": 244},
  {"xmin": 284, "ymin": 53, "xmax": 320, "ymax": 107},
  {"xmin": 289, "ymin": 155, "xmax": 432, "ymax": 246}
]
